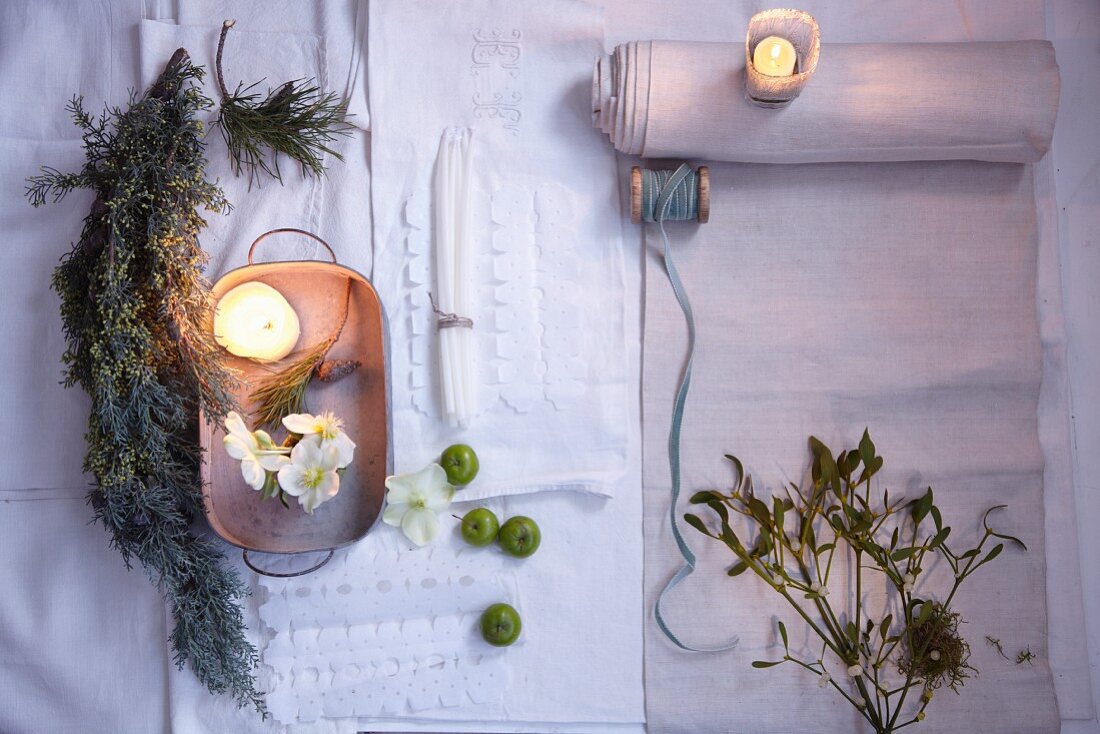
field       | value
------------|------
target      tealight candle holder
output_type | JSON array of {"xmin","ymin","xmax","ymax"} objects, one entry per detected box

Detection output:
[{"xmin": 744, "ymin": 8, "xmax": 820, "ymax": 108}]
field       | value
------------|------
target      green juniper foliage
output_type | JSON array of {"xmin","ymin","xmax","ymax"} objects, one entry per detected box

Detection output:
[
  {"xmin": 26, "ymin": 49, "xmax": 264, "ymax": 713},
  {"xmin": 686, "ymin": 430, "xmax": 1025, "ymax": 733}
]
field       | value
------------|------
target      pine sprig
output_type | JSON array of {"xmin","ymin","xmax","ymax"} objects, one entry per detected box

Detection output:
[
  {"xmin": 249, "ymin": 336, "xmax": 335, "ymax": 430},
  {"xmin": 214, "ymin": 20, "xmax": 353, "ymax": 186},
  {"xmin": 249, "ymin": 280, "xmax": 352, "ymax": 431},
  {"xmin": 27, "ymin": 48, "xmax": 264, "ymax": 713}
]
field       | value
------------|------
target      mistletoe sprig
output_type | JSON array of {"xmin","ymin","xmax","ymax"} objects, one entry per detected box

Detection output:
[
  {"xmin": 686, "ymin": 430, "xmax": 1025, "ymax": 733},
  {"xmin": 26, "ymin": 49, "xmax": 263, "ymax": 713}
]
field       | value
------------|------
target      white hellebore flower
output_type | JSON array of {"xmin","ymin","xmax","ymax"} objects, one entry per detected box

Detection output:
[
  {"xmin": 277, "ymin": 440, "xmax": 342, "ymax": 514},
  {"xmin": 223, "ymin": 411, "xmax": 289, "ymax": 490},
  {"xmin": 383, "ymin": 463, "xmax": 455, "ymax": 547},
  {"xmin": 283, "ymin": 411, "xmax": 356, "ymax": 468},
  {"xmin": 902, "ymin": 572, "xmax": 916, "ymax": 593}
]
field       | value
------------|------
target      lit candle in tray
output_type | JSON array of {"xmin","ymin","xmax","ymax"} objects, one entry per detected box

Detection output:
[{"xmin": 213, "ymin": 281, "xmax": 300, "ymax": 362}]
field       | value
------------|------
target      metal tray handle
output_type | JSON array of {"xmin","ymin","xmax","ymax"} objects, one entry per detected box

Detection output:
[
  {"xmin": 242, "ymin": 549, "xmax": 334, "ymax": 578},
  {"xmin": 247, "ymin": 228, "xmax": 338, "ymax": 265}
]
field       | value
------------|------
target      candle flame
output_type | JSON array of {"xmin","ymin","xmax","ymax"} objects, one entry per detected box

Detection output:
[{"xmin": 770, "ymin": 42, "xmax": 781, "ymax": 61}]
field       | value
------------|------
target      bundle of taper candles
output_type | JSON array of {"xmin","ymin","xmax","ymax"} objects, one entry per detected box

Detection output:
[
  {"xmin": 592, "ymin": 39, "xmax": 1059, "ymax": 164},
  {"xmin": 433, "ymin": 127, "xmax": 477, "ymax": 429}
]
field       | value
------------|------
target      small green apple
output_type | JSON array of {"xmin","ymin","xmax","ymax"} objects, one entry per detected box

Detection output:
[
  {"xmin": 497, "ymin": 516, "xmax": 540, "ymax": 558},
  {"xmin": 460, "ymin": 508, "xmax": 500, "ymax": 547},
  {"xmin": 440, "ymin": 444, "xmax": 479, "ymax": 486},
  {"xmin": 480, "ymin": 603, "xmax": 522, "ymax": 646}
]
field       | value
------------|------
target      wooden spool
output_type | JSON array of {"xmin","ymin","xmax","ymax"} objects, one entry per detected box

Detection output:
[{"xmin": 630, "ymin": 165, "xmax": 710, "ymax": 224}]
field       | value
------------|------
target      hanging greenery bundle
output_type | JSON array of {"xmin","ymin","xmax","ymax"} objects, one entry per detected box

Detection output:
[
  {"xmin": 26, "ymin": 49, "xmax": 263, "ymax": 712},
  {"xmin": 214, "ymin": 19, "xmax": 354, "ymax": 185}
]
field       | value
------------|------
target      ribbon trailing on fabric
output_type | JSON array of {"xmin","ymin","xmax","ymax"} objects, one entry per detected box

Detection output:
[{"xmin": 648, "ymin": 163, "xmax": 739, "ymax": 653}]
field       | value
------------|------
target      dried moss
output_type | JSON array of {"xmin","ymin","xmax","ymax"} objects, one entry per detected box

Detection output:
[{"xmin": 899, "ymin": 603, "xmax": 976, "ymax": 693}]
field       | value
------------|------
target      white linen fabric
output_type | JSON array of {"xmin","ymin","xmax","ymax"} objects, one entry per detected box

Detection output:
[
  {"xmin": 155, "ymin": 0, "xmax": 369, "ymax": 130},
  {"xmin": 0, "ymin": 2, "xmax": 1090, "ymax": 734},
  {"xmin": 0, "ymin": 494, "xmax": 170, "ymax": 733},
  {"xmin": 0, "ymin": 0, "xmax": 140, "ymax": 492},
  {"xmin": 368, "ymin": 0, "xmax": 629, "ymax": 501},
  {"xmin": 594, "ymin": 40, "xmax": 1060, "ymax": 163},
  {"xmin": 257, "ymin": 536, "xmax": 516, "ymax": 725},
  {"xmin": 590, "ymin": 0, "xmax": 1092, "ymax": 727},
  {"xmin": 642, "ymin": 160, "xmax": 1060, "ymax": 731},
  {"xmin": 598, "ymin": 0, "xmax": 1048, "ymax": 49},
  {"xmin": 163, "ymin": 0, "xmax": 375, "ymax": 275},
  {"xmin": 138, "ymin": 18, "xmax": 372, "ymax": 281}
]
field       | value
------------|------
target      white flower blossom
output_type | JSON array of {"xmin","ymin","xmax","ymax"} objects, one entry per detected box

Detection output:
[
  {"xmin": 277, "ymin": 439, "xmax": 342, "ymax": 514},
  {"xmin": 383, "ymin": 463, "xmax": 455, "ymax": 546},
  {"xmin": 283, "ymin": 411, "xmax": 356, "ymax": 468},
  {"xmin": 223, "ymin": 411, "xmax": 289, "ymax": 490}
]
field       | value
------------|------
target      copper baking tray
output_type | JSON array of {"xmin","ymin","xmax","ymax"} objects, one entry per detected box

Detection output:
[{"xmin": 199, "ymin": 229, "xmax": 391, "ymax": 577}]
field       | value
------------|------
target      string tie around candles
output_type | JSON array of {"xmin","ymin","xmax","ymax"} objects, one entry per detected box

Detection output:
[{"xmin": 428, "ymin": 292, "xmax": 474, "ymax": 331}]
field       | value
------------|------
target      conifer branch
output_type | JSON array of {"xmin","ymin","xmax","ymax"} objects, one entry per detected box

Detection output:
[{"xmin": 27, "ymin": 49, "xmax": 264, "ymax": 714}]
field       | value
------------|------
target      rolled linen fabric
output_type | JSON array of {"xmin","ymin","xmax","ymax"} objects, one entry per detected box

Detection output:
[{"xmin": 593, "ymin": 40, "xmax": 1059, "ymax": 163}]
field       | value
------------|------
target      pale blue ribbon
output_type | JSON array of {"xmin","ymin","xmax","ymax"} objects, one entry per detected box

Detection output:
[{"xmin": 649, "ymin": 163, "xmax": 739, "ymax": 653}]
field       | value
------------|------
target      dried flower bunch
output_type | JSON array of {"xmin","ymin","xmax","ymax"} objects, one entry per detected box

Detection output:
[
  {"xmin": 686, "ymin": 430, "xmax": 1025, "ymax": 733},
  {"xmin": 26, "ymin": 50, "xmax": 263, "ymax": 711}
]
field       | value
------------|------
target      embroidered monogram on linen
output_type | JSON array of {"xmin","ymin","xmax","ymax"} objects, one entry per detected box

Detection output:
[{"xmin": 471, "ymin": 28, "xmax": 522, "ymax": 134}]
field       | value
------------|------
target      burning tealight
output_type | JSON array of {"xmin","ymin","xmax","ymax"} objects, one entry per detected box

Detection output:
[
  {"xmin": 214, "ymin": 281, "xmax": 300, "ymax": 362},
  {"xmin": 752, "ymin": 35, "xmax": 797, "ymax": 77}
]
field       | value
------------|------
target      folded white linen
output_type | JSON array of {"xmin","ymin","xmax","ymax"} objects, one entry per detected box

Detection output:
[
  {"xmin": 369, "ymin": 0, "xmax": 629, "ymax": 500},
  {"xmin": 597, "ymin": 0, "xmax": 1045, "ymax": 48},
  {"xmin": 240, "ymin": 457, "xmax": 646, "ymax": 731},
  {"xmin": 0, "ymin": 495, "xmax": 169, "ymax": 734},
  {"xmin": 253, "ymin": 527, "xmax": 516, "ymax": 726},
  {"xmin": 138, "ymin": 20, "xmax": 372, "ymax": 280},
  {"xmin": 594, "ymin": 40, "xmax": 1060, "ymax": 163},
  {"xmin": 0, "ymin": 0, "xmax": 147, "ymax": 492}
]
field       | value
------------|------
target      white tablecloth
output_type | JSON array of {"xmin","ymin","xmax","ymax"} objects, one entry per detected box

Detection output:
[{"xmin": 0, "ymin": 0, "xmax": 1094, "ymax": 732}]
